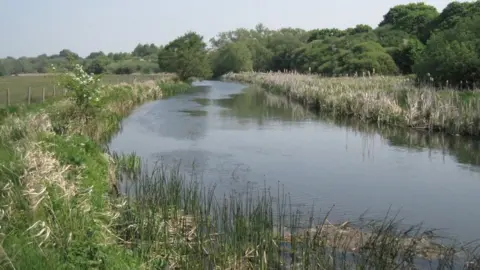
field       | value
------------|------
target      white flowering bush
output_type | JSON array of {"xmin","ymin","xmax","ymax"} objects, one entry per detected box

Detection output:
[{"xmin": 53, "ymin": 64, "xmax": 103, "ymax": 113}]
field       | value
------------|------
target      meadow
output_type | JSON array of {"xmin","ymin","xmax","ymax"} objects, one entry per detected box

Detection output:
[
  {"xmin": 0, "ymin": 73, "xmax": 177, "ymax": 106},
  {"xmin": 224, "ymin": 72, "xmax": 480, "ymax": 137}
]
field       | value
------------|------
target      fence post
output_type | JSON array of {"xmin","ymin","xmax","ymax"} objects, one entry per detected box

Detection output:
[
  {"xmin": 6, "ymin": 88, "xmax": 10, "ymax": 106},
  {"xmin": 28, "ymin": 87, "xmax": 31, "ymax": 105},
  {"xmin": 42, "ymin": 87, "xmax": 46, "ymax": 102}
]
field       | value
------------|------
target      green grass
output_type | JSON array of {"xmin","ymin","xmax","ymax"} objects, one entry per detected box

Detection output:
[
  {"xmin": 224, "ymin": 72, "xmax": 480, "ymax": 136},
  {"xmin": 0, "ymin": 73, "xmax": 178, "ymax": 107}
]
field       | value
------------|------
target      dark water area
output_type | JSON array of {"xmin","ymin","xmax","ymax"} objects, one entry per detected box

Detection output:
[{"xmin": 109, "ymin": 80, "xmax": 480, "ymax": 245}]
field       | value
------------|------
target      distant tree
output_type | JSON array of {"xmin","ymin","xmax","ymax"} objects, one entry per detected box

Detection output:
[
  {"xmin": 266, "ymin": 32, "xmax": 305, "ymax": 71},
  {"xmin": 211, "ymin": 42, "xmax": 253, "ymax": 77},
  {"xmin": 414, "ymin": 15, "xmax": 480, "ymax": 87},
  {"xmin": 133, "ymin": 43, "xmax": 159, "ymax": 57},
  {"xmin": 342, "ymin": 41, "xmax": 398, "ymax": 75},
  {"xmin": 158, "ymin": 32, "xmax": 212, "ymax": 80},
  {"xmin": 424, "ymin": 1, "xmax": 480, "ymax": 41},
  {"xmin": 346, "ymin": 24, "xmax": 373, "ymax": 35},
  {"xmin": 59, "ymin": 49, "xmax": 80, "ymax": 60},
  {"xmin": 379, "ymin": 3, "xmax": 439, "ymax": 42},
  {"xmin": 390, "ymin": 38, "xmax": 424, "ymax": 74},
  {"xmin": 86, "ymin": 51, "xmax": 106, "ymax": 59},
  {"xmin": 86, "ymin": 58, "xmax": 108, "ymax": 74},
  {"xmin": 306, "ymin": 28, "xmax": 345, "ymax": 43}
]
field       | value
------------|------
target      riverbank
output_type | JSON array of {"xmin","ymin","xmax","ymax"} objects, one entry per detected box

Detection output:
[
  {"xmin": 0, "ymin": 75, "xmax": 191, "ymax": 269},
  {"xmin": 223, "ymin": 72, "xmax": 480, "ymax": 136}
]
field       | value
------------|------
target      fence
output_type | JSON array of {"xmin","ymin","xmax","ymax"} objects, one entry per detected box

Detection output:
[{"xmin": 0, "ymin": 74, "xmax": 167, "ymax": 107}]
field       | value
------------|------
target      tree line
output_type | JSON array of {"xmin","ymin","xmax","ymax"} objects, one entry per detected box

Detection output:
[{"xmin": 2, "ymin": 1, "xmax": 480, "ymax": 87}]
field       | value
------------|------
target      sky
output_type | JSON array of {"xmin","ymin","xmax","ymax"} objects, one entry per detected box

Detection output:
[{"xmin": 0, "ymin": 0, "xmax": 453, "ymax": 58}]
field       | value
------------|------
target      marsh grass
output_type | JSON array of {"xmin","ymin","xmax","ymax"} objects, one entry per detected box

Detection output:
[
  {"xmin": 108, "ymin": 156, "xmax": 480, "ymax": 269},
  {"xmin": 224, "ymin": 72, "xmax": 480, "ymax": 136}
]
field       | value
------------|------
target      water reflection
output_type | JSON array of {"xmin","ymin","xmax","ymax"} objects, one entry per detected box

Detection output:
[{"xmin": 216, "ymin": 86, "xmax": 480, "ymax": 170}]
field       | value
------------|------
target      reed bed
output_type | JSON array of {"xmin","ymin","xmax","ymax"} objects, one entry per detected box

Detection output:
[{"xmin": 224, "ymin": 72, "xmax": 480, "ymax": 136}]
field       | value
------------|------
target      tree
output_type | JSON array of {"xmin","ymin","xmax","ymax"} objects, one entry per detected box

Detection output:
[
  {"xmin": 211, "ymin": 42, "xmax": 253, "ymax": 77},
  {"xmin": 86, "ymin": 51, "xmax": 106, "ymax": 59},
  {"xmin": 306, "ymin": 28, "xmax": 345, "ymax": 43},
  {"xmin": 158, "ymin": 32, "xmax": 212, "ymax": 80},
  {"xmin": 341, "ymin": 41, "xmax": 398, "ymax": 75},
  {"xmin": 390, "ymin": 38, "xmax": 424, "ymax": 74},
  {"xmin": 59, "ymin": 49, "xmax": 80, "ymax": 60},
  {"xmin": 86, "ymin": 58, "xmax": 108, "ymax": 74},
  {"xmin": 424, "ymin": 1, "xmax": 480, "ymax": 41},
  {"xmin": 266, "ymin": 32, "xmax": 305, "ymax": 71},
  {"xmin": 379, "ymin": 3, "xmax": 439, "ymax": 42},
  {"xmin": 413, "ymin": 15, "xmax": 480, "ymax": 87}
]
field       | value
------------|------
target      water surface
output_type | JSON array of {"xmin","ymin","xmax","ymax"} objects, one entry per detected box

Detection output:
[{"xmin": 109, "ymin": 81, "xmax": 480, "ymax": 243}]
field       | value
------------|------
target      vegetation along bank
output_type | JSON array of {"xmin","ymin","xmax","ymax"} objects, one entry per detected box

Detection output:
[
  {"xmin": 0, "ymin": 64, "xmax": 192, "ymax": 269},
  {"xmin": 223, "ymin": 72, "xmax": 480, "ymax": 136}
]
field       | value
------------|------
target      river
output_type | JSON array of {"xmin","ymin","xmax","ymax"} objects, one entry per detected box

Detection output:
[{"xmin": 108, "ymin": 80, "xmax": 480, "ymax": 244}]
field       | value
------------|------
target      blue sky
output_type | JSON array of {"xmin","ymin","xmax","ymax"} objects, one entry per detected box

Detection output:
[{"xmin": 0, "ymin": 0, "xmax": 452, "ymax": 58}]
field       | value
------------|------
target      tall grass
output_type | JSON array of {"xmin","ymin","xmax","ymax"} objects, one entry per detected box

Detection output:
[
  {"xmin": 224, "ymin": 72, "xmax": 480, "ymax": 136},
  {"xmin": 109, "ymin": 156, "xmax": 479, "ymax": 269}
]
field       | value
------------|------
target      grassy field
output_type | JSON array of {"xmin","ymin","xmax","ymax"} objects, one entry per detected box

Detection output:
[
  {"xmin": 224, "ymin": 72, "xmax": 480, "ymax": 137},
  {"xmin": 0, "ymin": 73, "xmax": 177, "ymax": 106}
]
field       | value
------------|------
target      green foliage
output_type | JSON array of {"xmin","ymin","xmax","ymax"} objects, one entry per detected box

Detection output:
[
  {"xmin": 307, "ymin": 28, "xmax": 345, "ymax": 42},
  {"xmin": 425, "ymin": 1, "xmax": 480, "ymax": 41},
  {"xmin": 106, "ymin": 59, "xmax": 159, "ymax": 74},
  {"xmin": 211, "ymin": 41, "xmax": 253, "ymax": 77},
  {"xmin": 56, "ymin": 63, "xmax": 104, "ymax": 113},
  {"xmin": 379, "ymin": 3, "xmax": 439, "ymax": 41},
  {"xmin": 342, "ymin": 41, "xmax": 398, "ymax": 75},
  {"xmin": 158, "ymin": 32, "xmax": 212, "ymax": 80},
  {"xmin": 414, "ymin": 14, "xmax": 480, "ymax": 87},
  {"xmin": 390, "ymin": 38, "xmax": 424, "ymax": 74},
  {"xmin": 86, "ymin": 57, "xmax": 109, "ymax": 75}
]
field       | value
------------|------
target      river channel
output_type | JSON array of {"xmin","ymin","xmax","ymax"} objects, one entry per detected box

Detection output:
[{"xmin": 109, "ymin": 80, "xmax": 480, "ymax": 244}]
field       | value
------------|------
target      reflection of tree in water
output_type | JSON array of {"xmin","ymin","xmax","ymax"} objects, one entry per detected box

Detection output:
[
  {"xmin": 136, "ymin": 85, "xmax": 210, "ymax": 141},
  {"xmin": 328, "ymin": 116, "xmax": 480, "ymax": 170},
  {"xmin": 215, "ymin": 86, "xmax": 480, "ymax": 169},
  {"xmin": 213, "ymin": 86, "xmax": 315, "ymax": 126}
]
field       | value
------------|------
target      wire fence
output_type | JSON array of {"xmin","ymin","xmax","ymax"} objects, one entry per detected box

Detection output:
[{"xmin": 0, "ymin": 74, "xmax": 167, "ymax": 107}]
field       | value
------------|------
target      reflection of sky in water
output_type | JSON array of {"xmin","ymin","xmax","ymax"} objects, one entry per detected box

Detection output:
[{"xmin": 109, "ymin": 81, "xmax": 480, "ymax": 243}]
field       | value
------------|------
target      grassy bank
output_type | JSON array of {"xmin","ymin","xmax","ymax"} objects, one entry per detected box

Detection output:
[
  {"xmin": 0, "ymin": 69, "xmax": 477, "ymax": 269},
  {"xmin": 0, "ymin": 72, "xmax": 191, "ymax": 269},
  {"xmin": 223, "ymin": 72, "xmax": 480, "ymax": 136}
]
